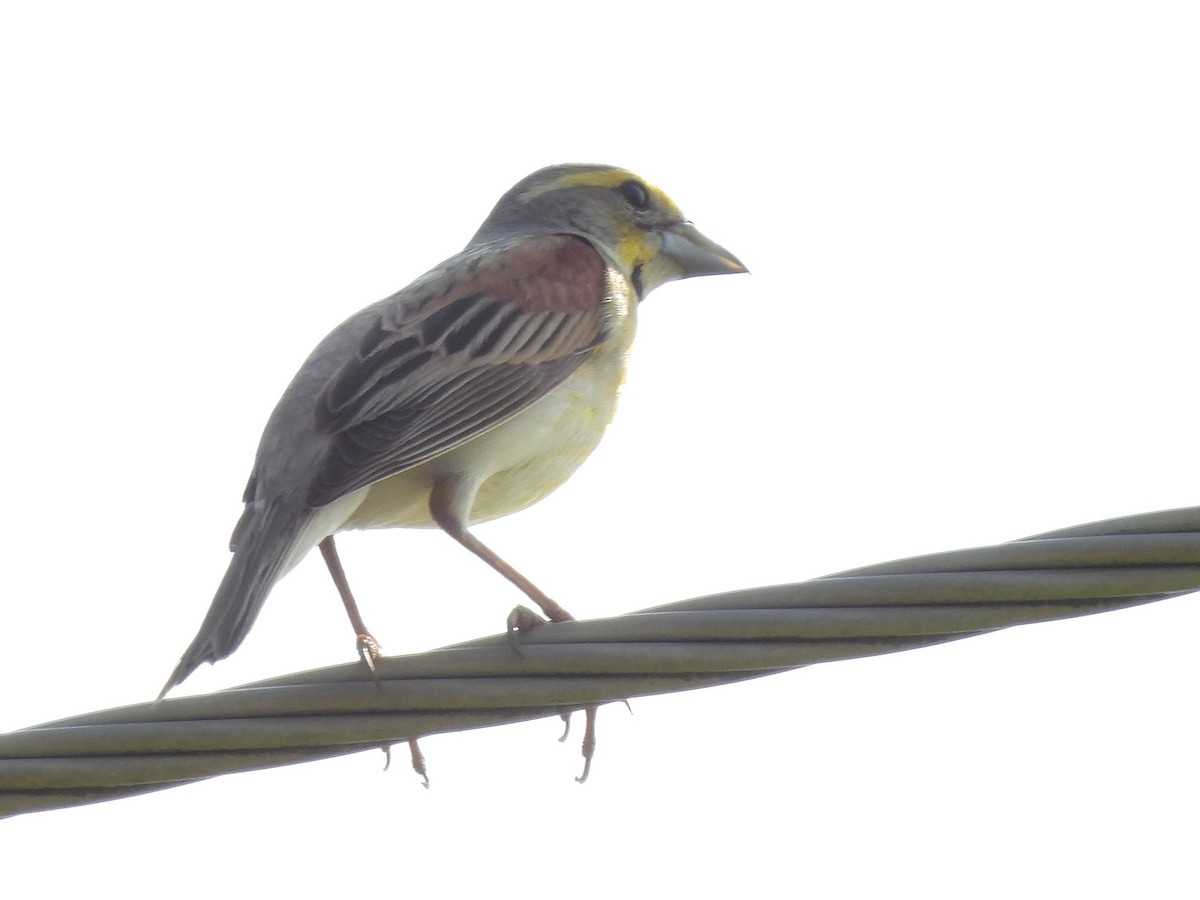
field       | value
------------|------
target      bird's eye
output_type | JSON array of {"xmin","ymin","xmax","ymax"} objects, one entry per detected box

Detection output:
[{"xmin": 616, "ymin": 179, "xmax": 652, "ymax": 212}]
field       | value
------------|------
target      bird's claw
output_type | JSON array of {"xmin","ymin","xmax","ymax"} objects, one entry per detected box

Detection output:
[
  {"xmin": 380, "ymin": 741, "xmax": 430, "ymax": 787},
  {"xmin": 506, "ymin": 605, "xmax": 547, "ymax": 655},
  {"xmin": 409, "ymin": 739, "xmax": 430, "ymax": 789},
  {"xmin": 356, "ymin": 633, "xmax": 382, "ymax": 672},
  {"xmin": 574, "ymin": 706, "xmax": 598, "ymax": 784},
  {"xmin": 507, "ymin": 604, "xmax": 546, "ymax": 634},
  {"xmin": 554, "ymin": 708, "xmax": 598, "ymax": 782}
]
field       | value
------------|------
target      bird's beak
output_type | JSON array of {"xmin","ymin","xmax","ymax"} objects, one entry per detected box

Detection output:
[{"xmin": 659, "ymin": 221, "xmax": 748, "ymax": 279}]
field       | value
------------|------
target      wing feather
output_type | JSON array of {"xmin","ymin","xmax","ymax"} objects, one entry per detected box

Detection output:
[{"xmin": 307, "ymin": 234, "xmax": 611, "ymax": 509}]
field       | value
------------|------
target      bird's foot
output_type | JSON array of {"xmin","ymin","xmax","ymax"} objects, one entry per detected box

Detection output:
[
  {"xmin": 506, "ymin": 599, "xmax": 574, "ymax": 637},
  {"xmin": 505, "ymin": 606, "xmax": 544, "ymax": 654},
  {"xmin": 574, "ymin": 706, "xmax": 598, "ymax": 784},
  {"xmin": 408, "ymin": 739, "xmax": 430, "ymax": 788},
  {"xmin": 356, "ymin": 633, "xmax": 383, "ymax": 684},
  {"xmin": 556, "ymin": 707, "xmax": 599, "ymax": 782},
  {"xmin": 380, "ymin": 740, "xmax": 430, "ymax": 787},
  {"xmin": 507, "ymin": 604, "xmax": 548, "ymax": 635}
]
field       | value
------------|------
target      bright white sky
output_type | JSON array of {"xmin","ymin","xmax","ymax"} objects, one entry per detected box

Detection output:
[{"xmin": 3, "ymin": 2, "xmax": 1198, "ymax": 897}]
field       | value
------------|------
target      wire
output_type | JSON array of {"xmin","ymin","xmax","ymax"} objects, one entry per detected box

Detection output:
[{"xmin": 3, "ymin": 505, "xmax": 1197, "ymax": 818}]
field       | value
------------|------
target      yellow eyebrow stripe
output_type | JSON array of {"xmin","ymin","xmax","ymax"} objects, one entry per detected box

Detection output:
[
  {"xmin": 555, "ymin": 168, "xmax": 636, "ymax": 189},
  {"xmin": 553, "ymin": 169, "xmax": 681, "ymax": 218}
]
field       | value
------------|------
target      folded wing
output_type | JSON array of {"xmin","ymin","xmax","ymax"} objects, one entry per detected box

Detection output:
[{"xmin": 308, "ymin": 234, "xmax": 613, "ymax": 508}]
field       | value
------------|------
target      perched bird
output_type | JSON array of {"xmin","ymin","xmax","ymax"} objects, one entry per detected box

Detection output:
[{"xmin": 160, "ymin": 164, "xmax": 746, "ymax": 710}]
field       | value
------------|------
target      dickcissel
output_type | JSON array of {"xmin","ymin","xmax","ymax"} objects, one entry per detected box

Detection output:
[{"xmin": 160, "ymin": 164, "xmax": 746, "ymax": 721}]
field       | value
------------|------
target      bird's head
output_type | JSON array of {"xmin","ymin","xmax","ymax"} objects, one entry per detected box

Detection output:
[{"xmin": 471, "ymin": 164, "xmax": 747, "ymax": 297}]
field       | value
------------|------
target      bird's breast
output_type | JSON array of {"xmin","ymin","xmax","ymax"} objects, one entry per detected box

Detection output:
[
  {"xmin": 343, "ymin": 287, "xmax": 637, "ymax": 531},
  {"xmin": 465, "ymin": 334, "xmax": 632, "ymax": 523}
]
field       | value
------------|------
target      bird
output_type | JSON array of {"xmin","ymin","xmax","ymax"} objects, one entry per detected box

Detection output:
[{"xmin": 158, "ymin": 164, "xmax": 746, "ymax": 776}]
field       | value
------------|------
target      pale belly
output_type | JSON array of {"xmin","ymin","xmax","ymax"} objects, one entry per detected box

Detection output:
[{"xmin": 339, "ymin": 339, "xmax": 631, "ymax": 531}]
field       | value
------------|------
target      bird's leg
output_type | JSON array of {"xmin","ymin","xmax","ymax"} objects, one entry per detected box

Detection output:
[
  {"xmin": 428, "ymin": 476, "xmax": 574, "ymax": 625},
  {"xmin": 318, "ymin": 535, "xmax": 429, "ymax": 787},
  {"xmin": 319, "ymin": 535, "xmax": 381, "ymax": 671},
  {"xmin": 430, "ymin": 476, "xmax": 599, "ymax": 781}
]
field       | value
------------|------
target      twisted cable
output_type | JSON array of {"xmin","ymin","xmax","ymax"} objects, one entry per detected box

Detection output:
[{"xmin": 3, "ymin": 505, "xmax": 1197, "ymax": 817}]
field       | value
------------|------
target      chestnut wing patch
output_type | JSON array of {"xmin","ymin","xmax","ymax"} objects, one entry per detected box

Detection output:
[{"xmin": 308, "ymin": 234, "xmax": 610, "ymax": 508}]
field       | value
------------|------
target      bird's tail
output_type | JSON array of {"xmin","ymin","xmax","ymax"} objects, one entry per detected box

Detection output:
[{"xmin": 158, "ymin": 501, "xmax": 310, "ymax": 699}]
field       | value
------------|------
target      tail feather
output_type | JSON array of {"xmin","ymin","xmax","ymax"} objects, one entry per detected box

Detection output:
[{"xmin": 159, "ymin": 501, "xmax": 310, "ymax": 698}]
